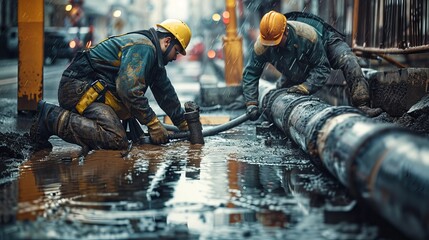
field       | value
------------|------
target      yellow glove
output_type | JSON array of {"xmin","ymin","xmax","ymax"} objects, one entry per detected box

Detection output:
[
  {"xmin": 287, "ymin": 83, "xmax": 310, "ymax": 95},
  {"xmin": 176, "ymin": 120, "xmax": 189, "ymax": 131},
  {"xmin": 146, "ymin": 117, "xmax": 169, "ymax": 144}
]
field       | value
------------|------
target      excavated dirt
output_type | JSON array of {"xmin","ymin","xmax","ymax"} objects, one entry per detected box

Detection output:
[
  {"xmin": 373, "ymin": 112, "xmax": 429, "ymax": 136},
  {"xmin": 0, "ymin": 132, "xmax": 33, "ymax": 161}
]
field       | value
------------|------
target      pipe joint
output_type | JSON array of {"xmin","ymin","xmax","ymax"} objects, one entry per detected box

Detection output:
[{"xmin": 306, "ymin": 106, "xmax": 361, "ymax": 168}]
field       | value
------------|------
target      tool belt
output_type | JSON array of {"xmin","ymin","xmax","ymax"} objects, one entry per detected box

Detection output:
[{"xmin": 75, "ymin": 79, "xmax": 131, "ymax": 120}]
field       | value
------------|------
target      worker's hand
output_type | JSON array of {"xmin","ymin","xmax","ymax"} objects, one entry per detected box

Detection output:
[
  {"xmin": 246, "ymin": 104, "xmax": 260, "ymax": 121},
  {"xmin": 287, "ymin": 83, "xmax": 310, "ymax": 95},
  {"xmin": 147, "ymin": 117, "xmax": 169, "ymax": 144},
  {"xmin": 176, "ymin": 120, "xmax": 189, "ymax": 131}
]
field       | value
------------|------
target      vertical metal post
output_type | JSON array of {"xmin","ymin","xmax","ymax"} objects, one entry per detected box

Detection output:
[
  {"xmin": 222, "ymin": 0, "xmax": 243, "ymax": 86},
  {"xmin": 17, "ymin": 0, "xmax": 44, "ymax": 112}
]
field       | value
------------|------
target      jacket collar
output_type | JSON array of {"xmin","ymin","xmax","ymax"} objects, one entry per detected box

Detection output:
[{"xmin": 148, "ymin": 28, "xmax": 165, "ymax": 69}]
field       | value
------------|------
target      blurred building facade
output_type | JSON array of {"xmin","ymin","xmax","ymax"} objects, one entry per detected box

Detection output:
[{"xmin": 1, "ymin": 0, "xmax": 427, "ymax": 63}]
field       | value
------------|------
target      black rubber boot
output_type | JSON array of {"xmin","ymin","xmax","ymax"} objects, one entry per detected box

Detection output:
[{"xmin": 30, "ymin": 100, "xmax": 64, "ymax": 150}]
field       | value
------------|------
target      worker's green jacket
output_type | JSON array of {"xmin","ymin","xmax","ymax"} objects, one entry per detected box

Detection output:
[{"xmin": 242, "ymin": 21, "xmax": 331, "ymax": 105}]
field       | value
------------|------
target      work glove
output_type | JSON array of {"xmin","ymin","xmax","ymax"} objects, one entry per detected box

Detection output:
[
  {"xmin": 246, "ymin": 104, "xmax": 260, "ymax": 121},
  {"xmin": 176, "ymin": 120, "xmax": 189, "ymax": 131},
  {"xmin": 287, "ymin": 83, "xmax": 310, "ymax": 95},
  {"xmin": 146, "ymin": 117, "xmax": 169, "ymax": 144}
]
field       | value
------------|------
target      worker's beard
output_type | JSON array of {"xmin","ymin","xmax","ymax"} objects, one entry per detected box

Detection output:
[
  {"xmin": 162, "ymin": 41, "xmax": 177, "ymax": 66},
  {"xmin": 163, "ymin": 56, "xmax": 170, "ymax": 66}
]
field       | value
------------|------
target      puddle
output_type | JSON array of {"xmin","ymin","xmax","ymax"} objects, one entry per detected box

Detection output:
[{"xmin": 0, "ymin": 124, "xmax": 409, "ymax": 239}]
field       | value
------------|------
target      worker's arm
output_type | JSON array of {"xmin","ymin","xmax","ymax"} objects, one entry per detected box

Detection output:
[
  {"xmin": 301, "ymin": 36, "xmax": 331, "ymax": 93},
  {"xmin": 116, "ymin": 44, "xmax": 157, "ymax": 125},
  {"xmin": 150, "ymin": 68, "xmax": 186, "ymax": 127},
  {"xmin": 242, "ymin": 39, "xmax": 269, "ymax": 105}
]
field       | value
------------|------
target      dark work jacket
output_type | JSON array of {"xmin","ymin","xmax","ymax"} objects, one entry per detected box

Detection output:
[
  {"xmin": 285, "ymin": 11, "xmax": 345, "ymax": 46},
  {"xmin": 242, "ymin": 21, "xmax": 331, "ymax": 105},
  {"xmin": 65, "ymin": 28, "xmax": 185, "ymax": 126}
]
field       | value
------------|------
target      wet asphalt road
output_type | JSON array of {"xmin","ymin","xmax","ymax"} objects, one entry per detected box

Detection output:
[{"xmin": 0, "ymin": 59, "xmax": 410, "ymax": 239}]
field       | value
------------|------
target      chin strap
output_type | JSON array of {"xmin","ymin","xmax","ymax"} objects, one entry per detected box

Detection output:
[{"xmin": 162, "ymin": 39, "xmax": 179, "ymax": 64}]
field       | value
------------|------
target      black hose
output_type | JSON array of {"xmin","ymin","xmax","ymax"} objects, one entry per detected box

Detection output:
[
  {"xmin": 168, "ymin": 113, "xmax": 250, "ymax": 140},
  {"xmin": 163, "ymin": 123, "xmax": 179, "ymax": 132},
  {"xmin": 201, "ymin": 113, "xmax": 250, "ymax": 137},
  {"xmin": 199, "ymin": 104, "xmax": 223, "ymax": 112}
]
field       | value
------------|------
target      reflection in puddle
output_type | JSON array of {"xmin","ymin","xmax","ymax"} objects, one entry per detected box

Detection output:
[{"xmin": 0, "ymin": 125, "xmax": 393, "ymax": 239}]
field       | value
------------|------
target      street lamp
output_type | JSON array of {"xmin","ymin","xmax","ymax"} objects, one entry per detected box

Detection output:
[
  {"xmin": 113, "ymin": 10, "xmax": 122, "ymax": 18},
  {"xmin": 65, "ymin": 4, "xmax": 72, "ymax": 12},
  {"xmin": 212, "ymin": 13, "xmax": 221, "ymax": 22}
]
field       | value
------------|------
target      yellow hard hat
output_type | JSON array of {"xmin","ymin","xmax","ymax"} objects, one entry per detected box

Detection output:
[
  {"xmin": 259, "ymin": 11, "xmax": 287, "ymax": 46},
  {"xmin": 156, "ymin": 19, "xmax": 192, "ymax": 55}
]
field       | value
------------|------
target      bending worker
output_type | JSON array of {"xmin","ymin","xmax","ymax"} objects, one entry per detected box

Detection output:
[
  {"xmin": 243, "ymin": 10, "xmax": 331, "ymax": 120},
  {"xmin": 285, "ymin": 11, "xmax": 382, "ymax": 117},
  {"xmin": 30, "ymin": 19, "xmax": 191, "ymax": 151}
]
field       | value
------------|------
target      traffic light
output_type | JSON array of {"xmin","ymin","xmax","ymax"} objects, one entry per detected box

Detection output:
[{"xmin": 222, "ymin": 11, "xmax": 230, "ymax": 24}]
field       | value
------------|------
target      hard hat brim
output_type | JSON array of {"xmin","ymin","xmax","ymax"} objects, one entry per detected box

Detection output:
[
  {"xmin": 179, "ymin": 48, "xmax": 186, "ymax": 56},
  {"xmin": 259, "ymin": 35, "xmax": 282, "ymax": 46}
]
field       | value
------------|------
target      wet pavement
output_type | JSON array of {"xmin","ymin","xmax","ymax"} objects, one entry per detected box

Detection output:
[{"xmin": 0, "ymin": 58, "xmax": 415, "ymax": 239}]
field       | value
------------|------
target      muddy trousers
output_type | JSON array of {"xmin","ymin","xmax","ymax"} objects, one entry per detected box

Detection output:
[
  {"xmin": 53, "ymin": 103, "xmax": 129, "ymax": 150},
  {"xmin": 52, "ymin": 77, "xmax": 129, "ymax": 150},
  {"xmin": 326, "ymin": 40, "xmax": 370, "ymax": 107}
]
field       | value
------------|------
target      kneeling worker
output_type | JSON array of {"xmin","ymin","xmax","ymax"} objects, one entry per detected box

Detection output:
[{"xmin": 31, "ymin": 19, "xmax": 191, "ymax": 152}]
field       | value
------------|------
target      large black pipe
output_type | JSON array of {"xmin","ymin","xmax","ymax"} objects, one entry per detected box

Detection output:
[{"xmin": 260, "ymin": 86, "xmax": 429, "ymax": 240}]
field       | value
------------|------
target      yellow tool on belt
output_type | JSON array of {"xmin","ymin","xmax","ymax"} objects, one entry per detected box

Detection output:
[{"xmin": 75, "ymin": 79, "xmax": 131, "ymax": 120}]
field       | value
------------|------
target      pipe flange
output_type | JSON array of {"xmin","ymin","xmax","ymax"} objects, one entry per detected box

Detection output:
[{"xmin": 306, "ymin": 106, "xmax": 361, "ymax": 168}]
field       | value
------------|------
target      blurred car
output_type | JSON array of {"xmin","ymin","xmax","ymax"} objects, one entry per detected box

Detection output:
[
  {"xmin": 207, "ymin": 39, "xmax": 224, "ymax": 60},
  {"xmin": 44, "ymin": 29, "xmax": 76, "ymax": 65},
  {"xmin": 5, "ymin": 27, "xmax": 18, "ymax": 57},
  {"xmin": 5, "ymin": 27, "xmax": 85, "ymax": 65},
  {"xmin": 67, "ymin": 26, "xmax": 92, "ymax": 49}
]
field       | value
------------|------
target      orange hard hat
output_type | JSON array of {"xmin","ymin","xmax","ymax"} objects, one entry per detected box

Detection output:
[{"xmin": 259, "ymin": 11, "xmax": 287, "ymax": 46}]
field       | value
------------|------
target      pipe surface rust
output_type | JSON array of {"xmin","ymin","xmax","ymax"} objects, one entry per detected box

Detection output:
[{"xmin": 260, "ymin": 87, "xmax": 429, "ymax": 240}]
